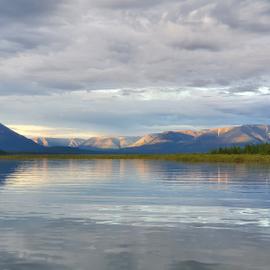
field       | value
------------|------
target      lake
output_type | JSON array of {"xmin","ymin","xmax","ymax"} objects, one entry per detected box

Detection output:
[{"xmin": 0, "ymin": 159, "xmax": 269, "ymax": 270}]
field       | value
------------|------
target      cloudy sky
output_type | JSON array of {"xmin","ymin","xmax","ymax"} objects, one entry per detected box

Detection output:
[{"xmin": 0, "ymin": 0, "xmax": 270, "ymax": 138}]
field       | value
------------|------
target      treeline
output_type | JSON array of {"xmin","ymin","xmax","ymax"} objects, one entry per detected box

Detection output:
[
  {"xmin": 0, "ymin": 150, "xmax": 6, "ymax": 155},
  {"xmin": 211, "ymin": 143, "xmax": 270, "ymax": 154}
]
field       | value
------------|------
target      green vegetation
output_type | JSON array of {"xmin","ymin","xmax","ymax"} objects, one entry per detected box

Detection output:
[
  {"xmin": 211, "ymin": 143, "xmax": 270, "ymax": 155},
  {"xmin": 0, "ymin": 153, "xmax": 270, "ymax": 164},
  {"xmin": 0, "ymin": 144, "xmax": 270, "ymax": 163},
  {"xmin": 0, "ymin": 150, "xmax": 6, "ymax": 155}
]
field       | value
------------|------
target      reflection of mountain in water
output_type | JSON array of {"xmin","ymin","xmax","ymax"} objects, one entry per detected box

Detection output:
[
  {"xmin": 0, "ymin": 160, "xmax": 21, "ymax": 186},
  {"xmin": 1, "ymin": 159, "xmax": 270, "ymax": 189},
  {"xmin": 118, "ymin": 160, "xmax": 270, "ymax": 186}
]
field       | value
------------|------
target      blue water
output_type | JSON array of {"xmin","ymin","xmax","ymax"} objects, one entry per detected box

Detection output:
[{"xmin": 0, "ymin": 159, "xmax": 269, "ymax": 269}]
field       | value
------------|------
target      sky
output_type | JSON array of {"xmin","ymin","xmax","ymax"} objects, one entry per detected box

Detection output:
[{"xmin": 0, "ymin": 0, "xmax": 270, "ymax": 138}]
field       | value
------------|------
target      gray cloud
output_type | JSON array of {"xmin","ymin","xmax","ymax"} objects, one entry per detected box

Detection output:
[
  {"xmin": 0, "ymin": 0, "xmax": 269, "ymax": 94},
  {"xmin": 91, "ymin": 0, "xmax": 173, "ymax": 9},
  {"xmin": 0, "ymin": 0, "xmax": 269, "ymax": 133},
  {"xmin": 0, "ymin": 0, "xmax": 64, "ymax": 24},
  {"xmin": 210, "ymin": 0, "xmax": 270, "ymax": 33}
]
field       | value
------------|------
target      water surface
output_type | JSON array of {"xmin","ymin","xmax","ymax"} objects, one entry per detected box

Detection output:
[{"xmin": 0, "ymin": 159, "xmax": 269, "ymax": 270}]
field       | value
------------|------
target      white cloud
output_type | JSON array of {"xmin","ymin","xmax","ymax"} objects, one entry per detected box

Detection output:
[{"xmin": 1, "ymin": 87, "xmax": 270, "ymax": 137}]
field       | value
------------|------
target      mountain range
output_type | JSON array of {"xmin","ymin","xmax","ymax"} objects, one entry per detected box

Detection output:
[
  {"xmin": 1, "ymin": 123, "xmax": 270, "ymax": 153},
  {"xmin": 32, "ymin": 124, "xmax": 270, "ymax": 153}
]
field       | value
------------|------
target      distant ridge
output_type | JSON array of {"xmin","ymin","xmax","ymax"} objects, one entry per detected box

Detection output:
[
  {"xmin": 80, "ymin": 136, "xmax": 140, "ymax": 150},
  {"xmin": 30, "ymin": 124, "xmax": 270, "ymax": 153},
  {"xmin": 120, "ymin": 125, "xmax": 270, "ymax": 153}
]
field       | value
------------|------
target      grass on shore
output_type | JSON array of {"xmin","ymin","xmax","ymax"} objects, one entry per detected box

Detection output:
[{"xmin": 0, "ymin": 153, "xmax": 270, "ymax": 163}]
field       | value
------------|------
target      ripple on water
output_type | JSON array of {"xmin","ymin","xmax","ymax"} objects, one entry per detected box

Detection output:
[{"xmin": 0, "ymin": 159, "xmax": 270, "ymax": 270}]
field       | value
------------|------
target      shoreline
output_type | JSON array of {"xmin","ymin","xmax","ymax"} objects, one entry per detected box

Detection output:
[{"xmin": 0, "ymin": 154, "xmax": 270, "ymax": 163}]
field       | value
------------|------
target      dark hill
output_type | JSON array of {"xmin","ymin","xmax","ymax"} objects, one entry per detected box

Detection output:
[{"xmin": 0, "ymin": 123, "xmax": 44, "ymax": 152}]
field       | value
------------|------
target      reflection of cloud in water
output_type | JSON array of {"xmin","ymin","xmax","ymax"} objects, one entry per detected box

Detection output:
[
  {"xmin": 105, "ymin": 251, "xmax": 138, "ymax": 270},
  {"xmin": 0, "ymin": 217, "xmax": 269, "ymax": 270},
  {"xmin": 0, "ymin": 251, "xmax": 70, "ymax": 270},
  {"xmin": 170, "ymin": 260, "xmax": 247, "ymax": 270}
]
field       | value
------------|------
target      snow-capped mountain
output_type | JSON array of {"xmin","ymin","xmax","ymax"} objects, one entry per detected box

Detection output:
[
  {"xmin": 80, "ymin": 136, "xmax": 140, "ymax": 149},
  {"xmin": 32, "ymin": 137, "xmax": 86, "ymax": 148}
]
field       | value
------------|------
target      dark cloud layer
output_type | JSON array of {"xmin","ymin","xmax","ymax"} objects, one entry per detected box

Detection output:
[
  {"xmin": 0, "ymin": 0, "xmax": 63, "ymax": 24},
  {"xmin": 0, "ymin": 0, "xmax": 269, "ymax": 93}
]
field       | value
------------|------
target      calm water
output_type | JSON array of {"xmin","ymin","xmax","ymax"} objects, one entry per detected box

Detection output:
[{"xmin": 0, "ymin": 159, "xmax": 270, "ymax": 270}]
